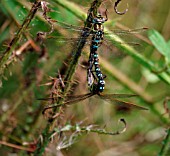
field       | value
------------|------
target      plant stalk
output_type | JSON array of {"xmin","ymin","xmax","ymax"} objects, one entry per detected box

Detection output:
[{"xmin": 0, "ymin": 0, "xmax": 41, "ymax": 79}]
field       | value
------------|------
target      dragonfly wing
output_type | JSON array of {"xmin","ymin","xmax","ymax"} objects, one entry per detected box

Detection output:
[
  {"xmin": 99, "ymin": 93, "xmax": 138, "ymax": 99},
  {"xmin": 52, "ymin": 36, "xmax": 92, "ymax": 46},
  {"xmin": 104, "ymin": 27, "xmax": 148, "ymax": 36},
  {"xmin": 63, "ymin": 93, "xmax": 94, "ymax": 105},
  {"xmin": 56, "ymin": 20, "xmax": 148, "ymax": 49},
  {"xmin": 101, "ymin": 38, "xmax": 144, "ymax": 58},
  {"xmin": 103, "ymin": 37, "xmax": 141, "ymax": 48},
  {"xmin": 38, "ymin": 93, "xmax": 93, "ymax": 102},
  {"xmin": 57, "ymin": 21, "xmax": 85, "ymax": 32},
  {"xmin": 57, "ymin": 21, "xmax": 94, "ymax": 34},
  {"xmin": 57, "ymin": 21, "xmax": 147, "ymax": 36},
  {"xmin": 41, "ymin": 93, "xmax": 94, "ymax": 113},
  {"xmin": 99, "ymin": 96, "xmax": 148, "ymax": 110},
  {"xmin": 103, "ymin": 27, "xmax": 148, "ymax": 50}
]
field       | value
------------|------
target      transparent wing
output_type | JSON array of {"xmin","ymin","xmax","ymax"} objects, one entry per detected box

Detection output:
[
  {"xmin": 41, "ymin": 93, "xmax": 94, "ymax": 114},
  {"xmin": 39, "ymin": 92, "xmax": 147, "ymax": 113},
  {"xmin": 51, "ymin": 35, "xmax": 141, "ymax": 54},
  {"xmin": 104, "ymin": 27, "xmax": 148, "ymax": 36},
  {"xmin": 99, "ymin": 94, "xmax": 148, "ymax": 110},
  {"xmin": 57, "ymin": 20, "xmax": 148, "ymax": 37},
  {"xmin": 98, "ymin": 93, "xmax": 138, "ymax": 99},
  {"xmin": 56, "ymin": 21, "xmax": 90, "ymax": 32},
  {"xmin": 38, "ymin": 92, "xmax": 93, "ymax": 102}
]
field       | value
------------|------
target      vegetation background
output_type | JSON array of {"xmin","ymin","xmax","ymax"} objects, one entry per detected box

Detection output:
[{"xmin": 0, "ymin": 0, "xmax": 169, "ymax": 155}]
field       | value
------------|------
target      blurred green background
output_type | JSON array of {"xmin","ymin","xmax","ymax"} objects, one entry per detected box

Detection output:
[{"xmin": 0, "ymin": 0, "xmax": 170, "ymax": 155}]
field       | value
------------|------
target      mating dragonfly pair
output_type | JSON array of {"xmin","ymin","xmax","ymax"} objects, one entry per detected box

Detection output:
[{"xmin": 40, "ymin": 0, "xmax": 148, "ymax": 113}]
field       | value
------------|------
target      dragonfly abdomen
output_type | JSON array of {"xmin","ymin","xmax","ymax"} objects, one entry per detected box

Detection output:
[
  {"xmin": 87, "ymin": 11, "xmax": 107, "ymax": 93},
  {"xmin": 92, "ymin": 49, "xmax": 105, "ymax": 92}
]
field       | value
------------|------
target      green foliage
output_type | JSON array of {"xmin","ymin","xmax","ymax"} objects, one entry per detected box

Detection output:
[
  {"xmin": 148, "ymin": 29, "xmax": 170, "ymax": 65},
  {"xmin": 0, "ymin": 75, "xmax": 19, "ymax": 97}
]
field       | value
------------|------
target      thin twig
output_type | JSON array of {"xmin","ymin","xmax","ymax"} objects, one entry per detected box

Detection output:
[{"xmin": 0, "ymin": 140, "xmax": 35, "ymax": 152}]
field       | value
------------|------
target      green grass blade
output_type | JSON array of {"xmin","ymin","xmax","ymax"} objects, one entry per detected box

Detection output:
[{"xmin": 148, "ymin": 29, "xmax": 170, "ymax": 65}]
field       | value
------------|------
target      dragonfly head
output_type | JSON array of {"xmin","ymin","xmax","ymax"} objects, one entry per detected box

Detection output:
[{"xmin": 90, "ymin": 83, "xmax": 103, "ymax": 95}]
